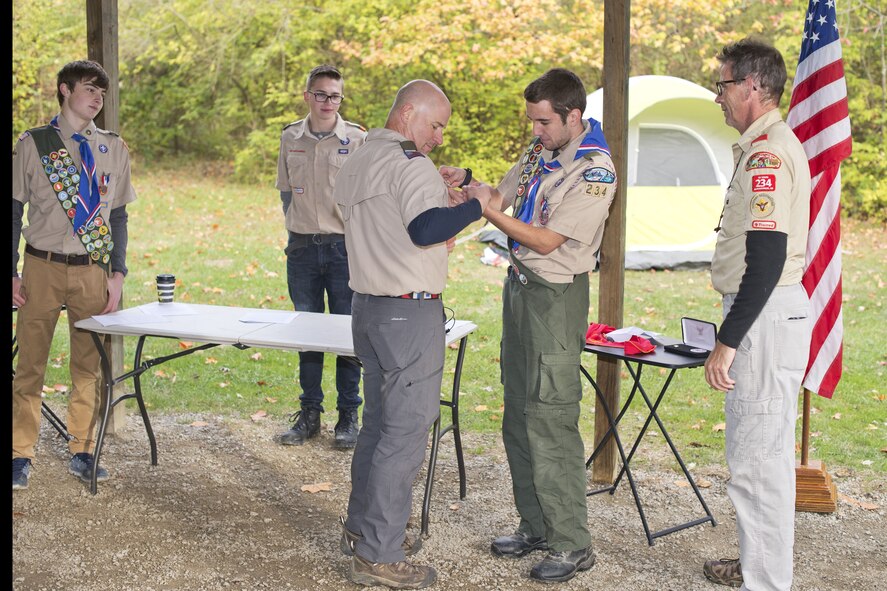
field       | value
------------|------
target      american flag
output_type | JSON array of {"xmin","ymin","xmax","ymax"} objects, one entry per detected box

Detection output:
[{"xmin": 786, "ymin": 0, "xmax": 852, "ymax": 398}]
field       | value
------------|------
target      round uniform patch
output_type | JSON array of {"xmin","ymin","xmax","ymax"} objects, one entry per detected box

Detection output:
[
  {"xmin": 59, "ymin": 149, "xmax": 68, "ymax": 157},
  {"xmin": 99, "ymin": 144, "xmax": 109, "ymax": 153},
  {"xmin": 750, "ymin": 194, "xmax": 775, "ymax": 218},
  {"xmin": 533, "ymin": 144, "xmax": 543, "ymax": 153},
  {"xmin": 340, "ymin": 137, "xmax": 350, "ymax": 145}
]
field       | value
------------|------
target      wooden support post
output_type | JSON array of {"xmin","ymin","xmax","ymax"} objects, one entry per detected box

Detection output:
[
  {"xmin": 796, "ymin": 388, "xmax": 837, "ymax": 512},
  {"xmin": 592, "ymin": 0, "xmax": 630, "ymax": 484},
  {"xmin": 87, "ymin": 0, "xmax": 126, "ymax": 434}
]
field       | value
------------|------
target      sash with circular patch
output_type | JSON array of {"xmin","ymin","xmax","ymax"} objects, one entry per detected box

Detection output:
[{"xmin": 27, "ymin": 125, "xmax": 113, "ymax": 274}]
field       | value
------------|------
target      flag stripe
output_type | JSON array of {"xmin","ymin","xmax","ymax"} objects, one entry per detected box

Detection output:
[
  {"xmin": 792, "ymin": 98, "xmax": 849, "ymax": 144},
  {"xmin": 789, "ymin": 58, "xmax": 847, "ymax": 108}
]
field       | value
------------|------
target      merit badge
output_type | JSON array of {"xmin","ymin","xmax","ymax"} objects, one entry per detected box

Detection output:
[
  {"xmin": 516, "ymin": 184, "xmax": 525, "ymax": 196},
  {"xmin": 99, "ymin": 144, "xmax": 109, "ymax": 153},
  {"xmin": 50, "ymin": 151, "xmax": 59, "ymax": 161},
  {"xmin": 49, "ymin": 173, "xmax": 60, "ymax": 183},
  {"xmin": 67, "ymin": 165, "xmax": 77, "ymax": 175},
  {"xmin": 59, "ymin": 169, "xmax": 68, "ymax": 178},
  {"xmin": 66, "ymin": 208, "xmax": 75, "ymax": 219},
  {"xmin": 63, "ymin": 200, "xmax": 73, "ymax": 209},
  {"xmin": 58, "ymin": 149, "xmax": 68, "ymax": 157},
  {"xmin": 533, "ymin": 143, "xmax": 543, "ymax": 153},
  {"xmin": 523, "ymin": 163, "xmax": 534, "ymax": 174},
  {"xmin": 582, "ymin": 167, "xmax": 615, "ymax": 184},
  {"xmin": 752, "ymin": 174, "xmax": 776, "ymax": 192},
  {"xmin": 338, "ymin": 148, "xmax": 349, "ymax": 154},
  {"xmin": 53, "ymin": 160, "xmax": 63, "ymax": 170},
  {"xmin": 41, "ymin": 155, "xmax": 50, "ymax": 165},
  {"xmin": 57, "ymin": 191, "xmax": 67, "ymax": 200},
  {"xmin": 745, "ymin": 151, "xmax": 781, "ymax": 170},
  {"xmin": 519, "ymin": 174, "xmax": 529, "ymax": 185},
  {"xmin": 53, "ymin": 182, "xmax": 64, "ymax": 192},
  {"xmin": 44, "ymin": 165, "xmax": 55, "ymax": 174},
  {"xmin": 750, "ymin": 195, "xmax": 775, "ymax": 218}
]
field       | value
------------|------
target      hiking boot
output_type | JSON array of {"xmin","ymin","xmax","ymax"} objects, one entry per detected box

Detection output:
[
  {"xmin": 334, "ymin": 408, "xmax": 360, "ymax": 449},
  {"xmin": 278, "ymin": 408, "xmax": 321, "ymax": 446},
  {"xmin": 69, "ymin": 453, "xmax": 110, "ymax": 483},
  {"xmin": 349, "ymin": 554, "xmax": 436, "ymax": 589},
  {"xmin": 490, "ymin": 531, "xmax": 549, "ymax": 558},
  {"xmin": 703, "ymin": 558, "xmax": 743, "ymax": 587},
  {"xmin": 530, "ymin": 546, "xmax": 596, "ymax": 582},
  {"xmin": 13, "ymin": 458, "xmax": 32, "ymax": 490},
  {"xmin": 340, "ymin": 516, "xmax": 422, "ymax": 557}
]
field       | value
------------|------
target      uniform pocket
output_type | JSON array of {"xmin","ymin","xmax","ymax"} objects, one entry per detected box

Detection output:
[
  {"xmin": 775, "ymin": 313, "xmax": 811, "ymax": 371},
  {"xmin": 725, "ymin": 395, "xmax": 784, "ymax": 460},
  {"xmin": 538, "ymin": 351, "xmax": 581, "ymax": 405}
]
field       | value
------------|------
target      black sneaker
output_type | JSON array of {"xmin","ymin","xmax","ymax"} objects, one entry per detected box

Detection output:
[
  {"xmin": 490, "ymin": 531, "xmax": 549, "ymax": 558},
  {"xmin": 529, "ymin": 545, "xmax": 596, "ymax": 582},
  {"xmin": 334, "ymin": 408, "xmax": 360, "ymax": 449},
  {"xmin": 13, "ymin": 458, "xmax": 32, "ymax": 490},
  {"xmin": 279, "ymin": 408, "xmax": 321, "ymax": 446},
  {"xmin": 69, "ymin": 453, "xmax": 110, "ymax": 483}
]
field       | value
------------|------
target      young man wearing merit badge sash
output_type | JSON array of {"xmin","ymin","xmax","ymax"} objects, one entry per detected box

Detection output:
[
  {"xmin": 442, "ymin": 68, "xmax": 616, "ymax": 584},
  {"xmin": 702, "ymin": 38, "xmax": 812, "ymax": 591},
  {"xmin": 13, "ymin": 60, "xmax": 137, "ymax": 490},
  {"xmin": 275, "ymin": 65, "xmax": 367, "ymax": 449}
]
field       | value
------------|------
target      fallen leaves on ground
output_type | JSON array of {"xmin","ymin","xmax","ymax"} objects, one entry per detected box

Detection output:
[
  {"xmin": 712, "ymin": 422, "xmax": 726, "ymax": 432},
  {"xmin": 839, "ymin": 493, "xmax": 879, "ymax": 511},
  {"xmin": 250, "ymin": 410, "xmax": 267, "ymax": 422},
  {"xmin": 301, "ymin": 482, "xmax": 332, "ymax": 494},
  {"xmin": 189, "ymin": 421, "xmax": 209, "ymax": 427}
]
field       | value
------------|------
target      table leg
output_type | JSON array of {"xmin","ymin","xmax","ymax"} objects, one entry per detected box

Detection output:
[{"xmin": 421, "ymin": 334, "xmax": 469, "ymax": 536}]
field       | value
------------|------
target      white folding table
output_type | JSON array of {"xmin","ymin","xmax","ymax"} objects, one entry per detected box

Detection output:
[{"xmin": 75, "ymin": 303, "xmax": 477, "ymax": 535}]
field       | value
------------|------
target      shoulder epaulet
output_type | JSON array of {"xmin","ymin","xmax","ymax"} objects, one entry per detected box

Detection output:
[
  {"xmin": 283, "ymin": 119, "xmax": 304, "ymax": 131},
  {"xmin": 345, "ymin": 121, "xmax": 367, "ymax": 132},
  {"xmin": 400, "ymin": 141, "xmax": 425, "ymax": 159},
  {"xmin": 97, "ymin": 128, "xmax": 120, "ymax": 137},
  {"xmin": 17, "ymin": 130, "xmax": 32, "ymax": 142}
]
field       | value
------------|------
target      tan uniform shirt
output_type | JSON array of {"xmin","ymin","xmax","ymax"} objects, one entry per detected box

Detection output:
[
  {"xmin": 334, "ymin": 128, "xmax": 449, "ymax": 296},
  {"xmin": 711, "ymin": 109, "xmax": 811, "ymax": 295},
  {"xmin": 276, "ymin": 114, "xmax": 367, "ymax": 235},
  {"xmin": 498, "ymin": 122, "xmax": 617, "ymax": 283},
  {"xmin": 12, "ymin": 113, "xmax": 137, "ymax": 255}
]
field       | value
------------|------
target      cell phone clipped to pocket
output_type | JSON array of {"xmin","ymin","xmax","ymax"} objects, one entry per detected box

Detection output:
[{"xmin": 664, "ymin": 317, "xmax": 717, "ymax": 358}]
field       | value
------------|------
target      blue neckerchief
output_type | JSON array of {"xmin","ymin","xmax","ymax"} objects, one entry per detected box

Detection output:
[{"xmin": 51, "ymin": 115, "xmax": 101, "ymax": 234}]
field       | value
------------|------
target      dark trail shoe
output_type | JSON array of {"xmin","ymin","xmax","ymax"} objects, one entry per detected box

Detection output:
[
  {"xmin": 490, "ymin": 531, "xmax": 549, "ymax": 558},
  {"xmin": 703, "ymin": 558, "xmax": 743, "ymax": 587},
  {"xmin": 529, "ymin": 545, "xmax": 596, "ymax": 583},
  {"xmin": 279, "ymin": 408, "xmax": 321, "ymax": 445},
  {"xmin": 349, "ymin": 554, "xmax": 436, "ymax": 589},
  {"xmin": 334, "ymin": 408, "xmax": 360, "ymax": 449}
]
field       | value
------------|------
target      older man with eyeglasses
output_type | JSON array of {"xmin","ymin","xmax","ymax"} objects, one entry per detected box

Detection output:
[{"xmin": 275, "ymin": 65, "xmax": 368, "ymax": 449}]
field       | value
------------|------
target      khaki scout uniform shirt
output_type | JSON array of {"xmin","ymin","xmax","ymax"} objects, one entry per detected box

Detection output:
[
  {"xmin": 711, "ymin": 109, "xmax": 810, "ymax": 295},
  {"xmin": 498, "ymin": 121, "xmax": 617, "ymax": 283},
  {"xmin": 334, "ymin": 128, "xmax": 449, "ymax": 296},
  {"xmin": 276, "ymin": 114, "xmax": 367, "ymax": 235},
  {"xmin": 12, "ymin": 113, "xmax": 137, "ymax": 255}
]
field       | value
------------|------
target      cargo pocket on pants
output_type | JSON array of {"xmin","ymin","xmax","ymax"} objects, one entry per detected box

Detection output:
[
  {"xmin": 538, "ymin": 352, "xmax": 581, "ymax": 405},
  {"xmin": 725, "ymin": 395, "xmax": 784, "ymax": 461}
]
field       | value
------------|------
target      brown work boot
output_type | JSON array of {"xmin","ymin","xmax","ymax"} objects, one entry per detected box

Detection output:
[
  {"xmin": 349, "ymin": 554, "xmax": 436, "ymax": 589},
  {"xmin": 703, "ymin": 558, "xmax": 743, "ymax": 587},
  {"xmin": 340, "ymin": 516, "xmax": 422, "ymax": 557}
]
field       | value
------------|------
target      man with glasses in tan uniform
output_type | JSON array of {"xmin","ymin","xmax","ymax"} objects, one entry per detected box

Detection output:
[
  {"xmin": 275, "ymin": 65, "xmax": 367, "ymax": 449},
  {"xmin": 702, "ymin": 38, "xmax": 812, "ymax": 590},
  {"xmin": 335, "ymin": 80, "xmax": 491, "ymax": 589},
  {"xmin": 13, "ymin": 60, "xmax": 137, "ymax": 490}
]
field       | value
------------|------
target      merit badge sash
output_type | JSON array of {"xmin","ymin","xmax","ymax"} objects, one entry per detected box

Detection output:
[{"xmin": 28, "ymin": 122, "xmax": 113, "ymax": 274}]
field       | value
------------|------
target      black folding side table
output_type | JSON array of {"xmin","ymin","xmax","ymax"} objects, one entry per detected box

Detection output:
[{"xmin": 582, "ymin": 343, "xmax": 717, "ymax": 545}]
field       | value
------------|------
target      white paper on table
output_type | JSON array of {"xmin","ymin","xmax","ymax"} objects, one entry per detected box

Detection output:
[
  {"xmin": 607, "ymin": 326, "xmax": 663, "ymax": 343},
  {"xmin": 92, "ymin": 307, "xmax": 170, "ymax": 326},
  {"xmin": 239, "ymin": 310, "xmax": 299, "ymax": 324},
  {"xmin": 138, "ymin": 302, "xmax": 200, "ymax": 316}
]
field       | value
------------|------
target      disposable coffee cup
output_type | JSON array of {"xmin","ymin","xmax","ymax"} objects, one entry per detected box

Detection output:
[{"xmin": 156, "ymin": 274, "xmax": 176, "ymax": 304}]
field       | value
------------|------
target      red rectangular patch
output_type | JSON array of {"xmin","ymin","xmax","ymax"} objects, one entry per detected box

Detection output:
[
  {"xmin": 752, "ymin": 174, "xmax": 776, "ymax": 192},
  {"xmin": 752, "ymin": 134, "xmax": 768, "ymax": 144},
  {"xmin": 751, "ymin": 220, "xmax": 777, "ymax": 230}
]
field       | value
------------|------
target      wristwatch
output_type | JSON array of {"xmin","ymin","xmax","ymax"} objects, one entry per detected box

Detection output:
[{"xmin": 458, "ymin": 167, "xmax": 472, "ymax": 188}]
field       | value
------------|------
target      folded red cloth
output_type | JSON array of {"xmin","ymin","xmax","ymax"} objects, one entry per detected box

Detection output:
[
  {"xmin": 585, "ymin": 322, "xmax": 616, "ymax": 346},
  {"xmin": 623, "ymin": 335, "xmax": 655, "ymax": 355}
]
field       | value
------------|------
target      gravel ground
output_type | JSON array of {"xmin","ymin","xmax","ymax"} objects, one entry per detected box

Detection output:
[{"xmin": 12, "ymin": 412, "xmax": 887, "ymax": 591}]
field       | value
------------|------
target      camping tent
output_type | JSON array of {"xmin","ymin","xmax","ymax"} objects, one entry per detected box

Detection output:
[{"xmin": 584, "ymin": 75, "xmax": 738, "ymax": 269}]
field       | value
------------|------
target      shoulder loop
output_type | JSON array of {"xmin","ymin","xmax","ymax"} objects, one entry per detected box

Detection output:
[{"xmin": 400, "ymin": 141, "xmax": 425, "ymax": 159}]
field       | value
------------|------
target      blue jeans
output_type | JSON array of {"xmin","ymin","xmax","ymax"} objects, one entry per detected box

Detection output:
[{"xmin": 286, "ymin": 233, "xmax": 361, "ymax": 412}]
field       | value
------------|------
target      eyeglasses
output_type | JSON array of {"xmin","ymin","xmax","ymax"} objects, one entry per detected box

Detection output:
[
  {"xmin": 306, "ymin": 90, "xmax": 344, "ymax": 104},
  {"xmin": 715, "ymin": 78, "xmax": 745, "ymax": 96}
]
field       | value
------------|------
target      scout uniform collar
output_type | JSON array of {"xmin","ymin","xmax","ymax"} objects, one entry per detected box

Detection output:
[
  {"xmin": 28, "ymin": 114, "xmax": 113, "ymax": 274},
  {"xmin": 302, "ymin": 113, "xmax": 349, "ymax": 141}
]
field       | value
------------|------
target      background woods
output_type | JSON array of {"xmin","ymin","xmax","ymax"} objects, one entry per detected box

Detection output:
[{"xmin": 11, "ymin": 0, "xmax": 885, "ymax": 220}]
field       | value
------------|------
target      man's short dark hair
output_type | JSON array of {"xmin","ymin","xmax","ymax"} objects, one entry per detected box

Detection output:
[
  {"xmin": 524, "ymin": 68, "xmax": 587, "ymax": 124},
  {"xmin": 717, "ymin": 38, "xmax": 787, "ymax": 105},
  {"xmin": 306, "ymin": 64, "xmax": 343, "ymax": 91},
  {"xmin": 56, "ymin": 60, "xmax": 109, "ymax": 107}
]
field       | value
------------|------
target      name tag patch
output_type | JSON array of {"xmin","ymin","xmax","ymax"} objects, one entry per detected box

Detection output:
[
  {"xmin": 338, "ymin": 149, "xmax": 349, "ymax": 154},
  {"xmin": 752, "ymin": 220, "xmax": 777, "ymax": 230}
]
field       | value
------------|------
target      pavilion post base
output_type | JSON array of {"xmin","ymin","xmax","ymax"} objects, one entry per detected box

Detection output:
[{"xmin": 796, "ymin": 459, "xmax": 837, "ymax": 513}]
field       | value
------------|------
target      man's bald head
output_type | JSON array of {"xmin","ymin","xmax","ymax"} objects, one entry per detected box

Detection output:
[{"xmin": 386, "ymin": 80, "xmax": 451, "ymax": 155}]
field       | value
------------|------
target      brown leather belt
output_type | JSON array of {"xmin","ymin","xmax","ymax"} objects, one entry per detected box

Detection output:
[{"xmin": 25, "ymin": 244, "xmax": 93, "ymax": 266}]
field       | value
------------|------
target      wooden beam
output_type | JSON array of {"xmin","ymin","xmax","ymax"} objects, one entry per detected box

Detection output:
[
  {"xmin": 592, "ymin": 0, "xmax": 630, "ymax": 484},
  {"xmin": 86, "ymin": 0, "xmax": 126, "ymax": 435}
]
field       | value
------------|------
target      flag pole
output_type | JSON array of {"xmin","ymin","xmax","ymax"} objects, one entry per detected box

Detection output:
[{"xmin": 796, "ymin": 388, "xmax": 837, "ymax": 512}]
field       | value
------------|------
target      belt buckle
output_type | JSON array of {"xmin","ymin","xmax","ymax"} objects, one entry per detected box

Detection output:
[
  {"xmin": 421, "ymin": 292, "xmax": 432, "ymax": 300},
  {"xmin": 65, "ymin": 253, "xmax": 79, "ymax": 265},
  {"xmin": 311, "ymin": 234, "xmax": 323, "ymax": 245}
]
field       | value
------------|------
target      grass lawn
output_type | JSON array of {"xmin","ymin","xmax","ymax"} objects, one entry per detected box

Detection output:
[{"xmin": 26, "ymin": 165, "xmax": 886, "ymax": 480}]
